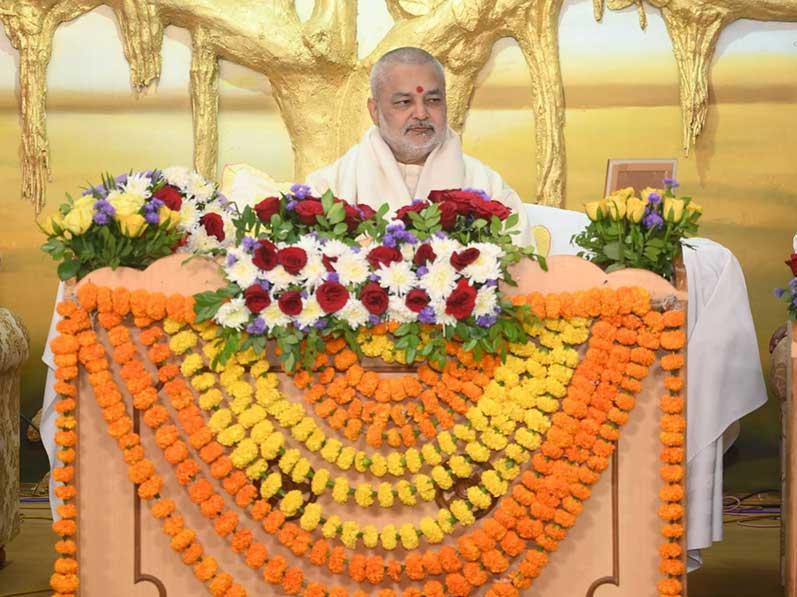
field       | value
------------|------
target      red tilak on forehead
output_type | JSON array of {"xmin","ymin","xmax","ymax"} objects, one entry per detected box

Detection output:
[{"xmin": 416, "ymin": 85, "xmax": 424, "ymax": 93}]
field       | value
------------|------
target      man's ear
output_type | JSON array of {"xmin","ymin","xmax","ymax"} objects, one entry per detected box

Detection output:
[{"xmin": 367, "ymin": 98, "xmax": 379, "ymax": 126}]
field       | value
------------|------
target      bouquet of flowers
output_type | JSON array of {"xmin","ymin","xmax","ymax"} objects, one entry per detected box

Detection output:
[
  {"xmin": 196, "ymin": 186, "xmax": 543, "ymax": 370},
  {"xmin": 573, "ymin": 180, "xmax": 702, "ymax": 282},
  {"xmin": 41, "ymin": 167, "xmax": 235, "ymax": 280},
  {"xmin": 775, "ymin": 233, "xmax": 797, "ymax": 320}
]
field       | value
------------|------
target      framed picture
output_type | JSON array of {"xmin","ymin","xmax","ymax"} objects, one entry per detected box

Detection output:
[{"xmin": 604, "ymin": 158, "xmax": 677, "ymax": 196}]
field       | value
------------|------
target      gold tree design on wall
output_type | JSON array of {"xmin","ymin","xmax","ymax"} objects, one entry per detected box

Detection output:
[{"xmin": 1, "ymin": 0, "xmax": 797, "ymax": 213}]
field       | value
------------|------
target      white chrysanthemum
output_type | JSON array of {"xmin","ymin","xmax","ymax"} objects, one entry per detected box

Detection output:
[
  {"xmin": 322, "ymin": 239, "xmax": 350, "ymax": 258},
  {"xmin": 185, "ymin": 227, "xmax": 222, "ymax": 253},
  {"xmin": 473, "ymin": 285, "xmax": 498, "ymax": 317},
  {"xmin": 296, "ymin": 234, "xmax": 322, "ymax": 256},
  {"xmin": 429, "ymin": 236, "xmax": 461, "ymax": 260},
  {"xmin": 376, "ymin": 261, "xmax": 416, "ymax": 296},
  {"xmin": 186, "ymin": 171, "xmax": 215, "ymax": 203},
  {"xmin": 433, "ymin": 299, "xmax": 457, "ymax": 327},
  {"xmin": 221, "ymin": 216, "xmax": 236, "ymax": 248},
  {"xmin": 295, "ymin": 295, "xmax": 323, "ymax": 328},
  {"xmin": 302, "ymin": 255, "xmax": 327, "ymax": 290},
  {"xmin": 179, "ymin": 201, "xmax": 200, "ymax": 230},
  {"xmin": 463, "ymin": 245, "xmax": 502, "ymax": 284},
  {"xmin": 123, "ymin": 173, "xmax": 152, "ymax": 199},
  {"xmin": 224, "ymin": 249, "xmax": 260, "ymax": 288},
  {"xmin": 400, "ymin": 243, "xmax": 416, "ymax": 261},
  {"xmin": 335, "ymin": 251, "xmax": 369, "ymax": 286},
  {"xmin": 420, "ymin": 261, "xmax": 457, "ymax": 301},
  {"xmin": 387, "ymin": 295, "xmax": 416, "ymax": 324},
  {"xmin": 264, "ymin": 265, "xmax": 296, "ymax": 292},
  {"xmin": 214, "ymin": 298, "xmax": 250, "ymax": 330},
  {"xmin": 162, "ymin": 166, "xmax": 191, "ymax": 190},
  {"xmin": 262, "ymin": 302, "xmax": 290, "ymax": 329},
  {"xmin": 338, "ymin": 300, "xmax": 369, "ymax": 329}
]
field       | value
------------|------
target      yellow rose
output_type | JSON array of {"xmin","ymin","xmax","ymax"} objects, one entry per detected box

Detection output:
[
  {"xmin": 615, "ymin": 186, "xmax": 635, "ymax": 200},
  {"xmin": 118, "ymin": 214, "xmax": 148, "ymax": 237},
  {"xmin": 159, "ymin": 207, "xmax": 181, "ymax": 230},
  {"xmin": 641, "ymin": 187, "xmax": 664, "ymax": 203},
  {"xmin": 40, "ymin": 213, "xmax": 65, "ymax": 236},
  {"xmin": 584, "ymin": 200, "xmax": 605, "ymax": 221},
  {"xmin": 108, "ymin": 192, "xmax": 145, "ymax": 217},
  {"xmin": 686, "ymin": 201, "xmax": 703, "ymax": 216},
  {"xmin": 72, "ymin": 195, "xmax": 96, "ymax": 211},
  {"xmin": 663, "ymin": 198, "xmax": 685, "ymax": 222},
  {"xmin": 626, "ymin": 197, "xmax": 646, "ymax": 223},
  {"xmin": 62, "ymin": 206, "xmax": 94, "ymax": 235},
  {"xmin": 605, "ymin": 196, "xmax": 626, "ymax": 221}
]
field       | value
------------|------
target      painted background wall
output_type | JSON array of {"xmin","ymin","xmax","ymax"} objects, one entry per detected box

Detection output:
[{"xmin": 1, "ymin": 0, "xmax": 794, "ymax": 489}]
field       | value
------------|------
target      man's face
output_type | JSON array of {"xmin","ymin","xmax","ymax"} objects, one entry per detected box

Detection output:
[{"xmin": 368, "ymin": 62, "xmax": 447, "ymax": 165}]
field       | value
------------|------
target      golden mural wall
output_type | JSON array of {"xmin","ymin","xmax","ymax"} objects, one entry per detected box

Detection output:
[{"xmin": 0, "ymin": 0, "xmax": 796, "ymax": 486}]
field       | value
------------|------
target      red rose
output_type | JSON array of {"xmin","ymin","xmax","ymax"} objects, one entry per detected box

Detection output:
[
  {"xmin": 252, "ymin": 239, "xmax": 278, "ymax": 271},
  {"xmin": 396, "ymin": 201, "xmax": 429, "ymax": 225},
  {"xmin": 405, "ymin": 289, "xmax": 430, "ymax": 313},
  {"xmin": 445, "ymin": 279, "xmax": 477, "ymax": 320},
  {"xmin": 199, "ymin": 212, "xmax": 225, "ymax": 241},
  {"xmin": 277, "ymin": 247, "xmax": 308, "ymax": 274},
  {"xmin": 471, "ymin": 199, "xmax": 511, "ymax": 221},
  {"xmin": 450, "ymin": 248, "xmax": 480, "ymax": 271},
  {"xmin": 358, "ymin": 204, "xmax": 377, "ymax": 220},
  {"xmin": 243, "ymin": 284, "xmax": 271, "ymax": 313},
  {"xmin": 787, "ymin": 253, "xmax": 797, "ymax": 276},
  {"xmin": 438, "ymin": 201, "xmax": 459, "ymax": 230},
  {"xmin": 413, "ymin": 243, "xmax": 437, "ymax": 267},
  {"xmin": 360, "ymin": 282, "xmax": 389, "ymax": 315},
  {"xmin": 294, "ymin": 200, "xmax": 324, "ymax": 225},
  {"xmin": 316, "ymin": 281, "xmax": 349, "ymax": 313},
  {"xmin": 322, "ymin": 254, "xmax": 337, "ymax": 272},
  {"xmin": 367, "ymin": 246, "xmax": 402, "ymax": 270},
  {"xmin": 278, "ymin": 291, "xmax": 303, "ymax": 316},
  {"xmin": 154, "ymin": 184, "xmax": 183, "ymax": 211},
  {"xmin": 254, "ymin": 197, "xmax": 281, "ymax": 224},
  {"xmin": 343, "ymin": 204, "xmax": 367, "ymax": 232}
]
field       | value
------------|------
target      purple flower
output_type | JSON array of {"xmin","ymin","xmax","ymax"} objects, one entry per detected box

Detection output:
[
  {"xmin": 368, "ymin": 314, "xmax": 381, "ymax": 326},
  {"xmin": 386, "ymin": 223, "xmax": 405, "ymax": 235},
  {"xmin": 290, "ymin": 184, "xmax": 312, "ymax": 199},
  {"xmin": 383, "ymin": 234, "xmax": 397, "ymax": 248},
  {"xmin": 94, "ymin": 199, "xmax": 115, "ymax": 216},
  {"xmin": 242, "ymin": 236, "xmax": 258, "ymax": 252},
  {"xmin": 418, "ymin": 307, "xmax": 436, "ymax": 324},
  {"xmin": 485, "ymin": 279, "xmax": 498, "ymax": 287},
  {"xmin": 300, "ymin": 290, "xmax": 309, "ymax": 299},
  {"xmin": 369, "ymin": 274, "xmax": 380, "ymax": 282},
  {"xmin": 145, "ymin": 211, "xmax": 160, "ymax": 225},
  {"xmin": 663, "ymin": 178, "xmax": 680, "ymax": 188},
  {"xmin": 434, "ymin": 230, "xmax": 447, "ymax": 239},
  {"xmin": 226, "ymin": 254, "xmax": 238, "ymax": 267},
  {"xmin": 146, "ymin": 198, "xmax": 164, "ymax": 212},
  {"xmin": 412, "ymin": 198, "xmax": 425, "ymax": 205},
  {"xmin": 463, "ymin": 187, "xmax": 490, "ymax": 201},
  {"xmin": 93, "ymin": 212, "xmax": 111, "ymax": 226},
  {"xmin": 416, "ymin": 266, "xmax": 429, "ymax": 277},
  {"xmin": 402, "ymin": 232, "xmax": 419, "ymax": 245},
  {"xmin": 326, "ymin": 272, "xmax": 340, "ymax": 282},
  {"xmin": 646, "ymin": 192, "xmax": 662, "ymax": 205},
  {"xmin": 314, "ymin": 319, "xmax": 328, "ymax": 330},
  {"xmin": 476, "ymin": 314, "xmax": 497, "ymax": 327},
  {"xmin": 642, "ymin": 210, "xmax": 664, "ymax": 230},
  {"xmin": 259, "ymin": 280, "xmax": 271, "ymax": 291},
  {"xmin": 217, "ymin": 194, "xmax": 229, "ymax": 208},
  {"xmin": 775, "ymin": 288, "xmax": 786, "ymax": 298},
  {"xmin": 246, "ymin": 318, "xmax": 267, "ymax": 335},
  {"xmin": 114, "ymin": 173, "xmax": 128, "ymax": 186},
  {"xmin": 790, "ymin": 278, "xmax": 797, "ymax": 290},
  {"xmin": 286, "ymin": 200, "xmax": 298, "ymax": 211}
]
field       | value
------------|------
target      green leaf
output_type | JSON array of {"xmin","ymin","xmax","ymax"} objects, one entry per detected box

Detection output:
[
  {"xmin": 321, "ymin": 190, "xmax": 334, "ymax": 213},
  {"xmin": 602, "ymin": 241, "xmax": 621, "ymax": 261},
  {"xmin": 57, "ymin": 260, "xmax": 80, "ymax": 281}
]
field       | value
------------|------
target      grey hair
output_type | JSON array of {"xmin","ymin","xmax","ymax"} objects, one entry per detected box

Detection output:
[{"xmin": 369, "ymin": 47, "xmax": 446, "ymax": 98}]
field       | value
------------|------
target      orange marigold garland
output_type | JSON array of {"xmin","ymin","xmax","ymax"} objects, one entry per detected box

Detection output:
[{"xmin": 657, "ymin": 308, "xmax": 687, "ymax": 596}]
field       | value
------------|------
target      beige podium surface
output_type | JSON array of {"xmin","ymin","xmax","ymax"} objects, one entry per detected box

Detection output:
[{"xmin": 70, "ymin": 254, "xmax": 688, "ymax": 596}]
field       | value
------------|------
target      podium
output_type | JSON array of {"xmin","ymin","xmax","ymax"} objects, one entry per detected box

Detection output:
[{"xmin": 54, "ymin": 254, "xmax": 688, "ymax": 597}]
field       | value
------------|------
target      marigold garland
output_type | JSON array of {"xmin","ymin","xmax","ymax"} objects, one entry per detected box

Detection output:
[{"xmin": 57, "ymin": 283, "xmax": 686, "ymax": 597}]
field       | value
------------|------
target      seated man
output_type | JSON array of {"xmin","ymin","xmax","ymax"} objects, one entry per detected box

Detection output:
[{"xmin": 305, "ymin": 46, "xmax": 533, "ymax": 247}]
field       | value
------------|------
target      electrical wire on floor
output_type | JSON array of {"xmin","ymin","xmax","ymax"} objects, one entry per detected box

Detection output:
[{"xmin": 723, "ymin": 490, "xmax": 781, "ymax": 529}]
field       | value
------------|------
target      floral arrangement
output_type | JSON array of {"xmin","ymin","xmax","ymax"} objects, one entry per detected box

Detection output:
[
  {"xmin": 40, "ymin": 167, "xmax": 235, "ymax": 280},
  {"xmin": 573, "ymin": 180, "xmax": 702, "ymax": 281},
  {"xmin": 197, "ymin": 186, "xmax": 544, "ymax": 370},
  {"xmin": 50, "ymin": 283, "xmax": 687, "ymax": 597},
  {"xmin": 774, "ymin": 233, "xmax": 797, "ymax": 319}
]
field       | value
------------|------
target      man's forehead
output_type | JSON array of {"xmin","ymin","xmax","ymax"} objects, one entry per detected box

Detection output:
[{"xmin": 380, "ymin": 63, "xmax": 444, "ymax": 91}]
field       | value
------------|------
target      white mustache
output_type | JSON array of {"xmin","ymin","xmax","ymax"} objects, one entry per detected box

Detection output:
[{"xmin": 404, "ymin": 122, "xmax": 435, "ymax": 134}]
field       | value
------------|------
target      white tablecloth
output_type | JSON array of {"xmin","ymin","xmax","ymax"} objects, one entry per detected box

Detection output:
[{"xmin": 40, "ymin": 205, "xmax": 768, "ymax": 570}]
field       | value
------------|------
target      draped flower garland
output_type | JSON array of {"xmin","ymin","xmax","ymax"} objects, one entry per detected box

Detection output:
[{"xmin": 48, "ymin": 283, "xmax": 686, "ymax": 597}]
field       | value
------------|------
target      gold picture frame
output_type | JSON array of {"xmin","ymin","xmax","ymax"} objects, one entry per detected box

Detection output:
[{"xmin": 604, "ymin": 158, "xmax": 678, "ymax": 196}]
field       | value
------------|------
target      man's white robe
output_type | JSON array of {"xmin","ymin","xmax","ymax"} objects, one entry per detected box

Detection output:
[{"xmin": 306, "ymin": 126, "xmax": 533, "ymax": 246}]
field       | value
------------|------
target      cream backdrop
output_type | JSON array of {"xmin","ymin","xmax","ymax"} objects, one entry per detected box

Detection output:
[{"xmin": 0, "ymin": 0, "xmax": 795, "ymax": 486}]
